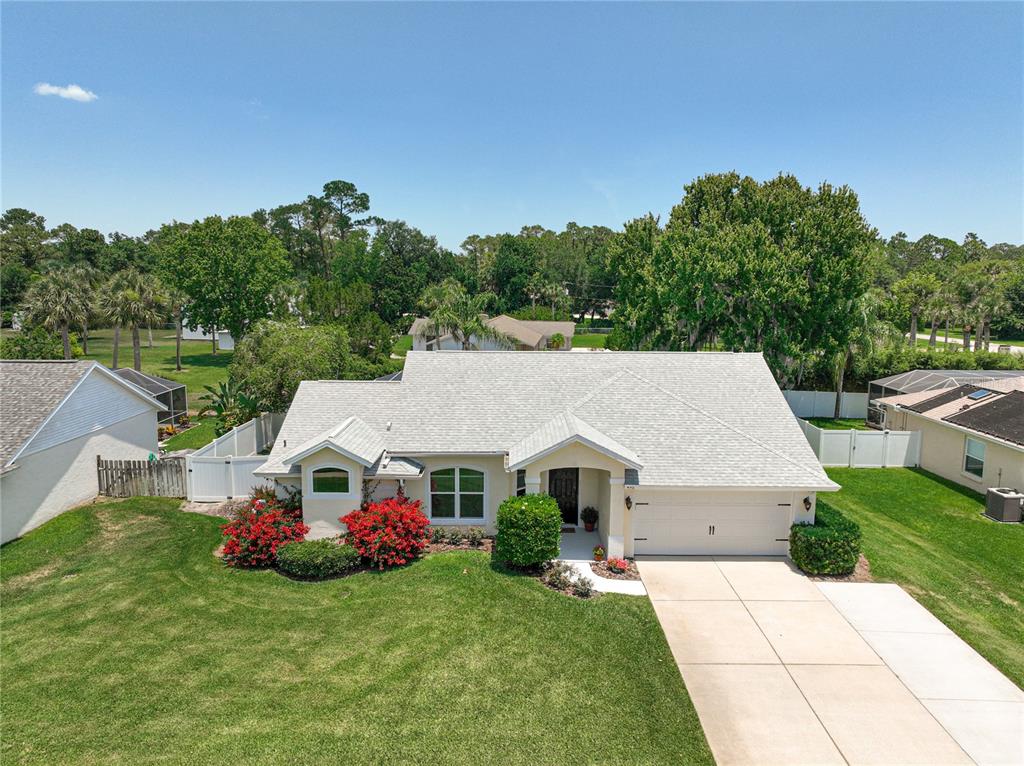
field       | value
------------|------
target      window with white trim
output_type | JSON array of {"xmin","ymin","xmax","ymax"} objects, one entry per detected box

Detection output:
[
  {"xmin": 964, "ymin": 438, "xmax": 985, "ymax": 478},
  {"xmin": 430, "ymin": 467, "xmax": 485, "ymax": 519},
  {"xmin": 311, "ymin": 467, "xmax": 350, "ymax": 494}
]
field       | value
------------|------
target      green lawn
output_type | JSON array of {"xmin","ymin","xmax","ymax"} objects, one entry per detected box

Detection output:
[
  {"xmin": 572, "ymin": 333, "xmax": 608, "ymax": 349},
  {"xmin": 81, "ymin": 328, "xmax": 232, "ymax": 408},
  {"xmin": 806, "ymin": 417, "xmax": 870, "ymax": 430},
  {"xmin": 824, "ymin": 468, "xmax": 1024, "ymax": 688},
  {"xmin": 392, "ymin": 334, "xmax": 414, "ymax": 356},
  {"xmin": 1, "ymin": 500, "xmax": 712, "ymax": 765},
  {"xmin": 162, "ymin": 416, "xmax": 219, "ymax": 451}
]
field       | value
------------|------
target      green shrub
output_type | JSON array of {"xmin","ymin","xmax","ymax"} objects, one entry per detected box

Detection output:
[
  {"xmin": 276, "ymin": 539, "xmax": 361, "ymax": 579},
  {"xmin": 789, "ymin": 502, "xmax": 861, "ymax": 575},
  {"xmin": 496, "ymin": 494, "xmax": 562, "ymax": 567},
  {"xmin": 466, "ymin": 527, "xmax": 484, "ymax": 547}
]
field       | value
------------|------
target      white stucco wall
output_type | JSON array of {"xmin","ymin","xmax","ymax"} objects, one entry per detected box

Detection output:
[
  {"xmin": 1, "ymin": 411, "xmax": 157, "ymax": 543},
  {"xmin": 297, "ymin": 448, "xmax": 364, "ymax": 536}
]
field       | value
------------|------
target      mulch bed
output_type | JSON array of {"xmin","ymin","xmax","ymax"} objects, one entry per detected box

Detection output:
[
  {"xmin": 808, "ymin": 554, "xmax": 873, "ymax": 583},
  {"xmin": 590, "ymin": 560, "xmax": 641, "ymax": 581},
  {"xmin": 426, "ymin": 539, "xmax": 494, "ymax": 554}
]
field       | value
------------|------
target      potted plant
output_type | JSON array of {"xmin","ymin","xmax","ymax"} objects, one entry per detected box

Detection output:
[
  {"xmin": 593, "ymin": 545, "xmax": 605, "ymax": 562},
  {"xmin": 581, "ymin": 506, "xmax": 598, "ymax": 532}
]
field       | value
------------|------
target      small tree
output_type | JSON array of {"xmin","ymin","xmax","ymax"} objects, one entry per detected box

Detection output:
[{"xmin": 548, "ymin": 332, "xmax": 565, "ymax": 350}]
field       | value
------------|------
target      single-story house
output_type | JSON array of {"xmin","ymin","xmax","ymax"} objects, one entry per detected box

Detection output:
[
  {"xmin": 256, "ymin": 351, "xmax": 836, "ymax": 557},
  {"xmin": 0, "ymin": 360, "xmax": 162, "ymax": 544},
  {"xmin": 867, "ymin": 369, "xmax": 1024, "ymax": 427},
  {"xmin": 181, "ymin": 326, "xmax": 235, "ymax": 351},
  {"xmin": 874, "ymin": 376, "xmax": 1024, "ymax": 492},
  {"xmin": 110, "ymin": 367, "xmax": 187, "ymax": 424},
  {"xmin": 409, "ymin": 315, "xmax": 575, "ymax": 351}
]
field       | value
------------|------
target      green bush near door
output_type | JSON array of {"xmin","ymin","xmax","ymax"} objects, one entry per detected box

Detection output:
[
  {"xmin": 495, "ymin": 494, "xmax": 562, "ymax": 567},
  {"xmin": 789, "ymin": 502, "xmax": 862, "ymax": 575}
]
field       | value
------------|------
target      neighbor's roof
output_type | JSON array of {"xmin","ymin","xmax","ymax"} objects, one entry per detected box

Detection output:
[
  {"xmin": 409, "ymin": 315, "xmax": 576, "ymax": 350},
  {"xmin": 0, "ymin": 361, "xmax": 93, "ymax": 465},
  {"xmin": 110, "ymin": 367, "xmax": 186, "ymax": 395},
  {"xmin": 258, "ymin": 351, "xmax": 836, "ymax": 490},
  {"xmin": 876, "ymin": 376, "xmax": 1024, "ymax": 448},
  {"xmin": 871, "ymin": 368, "xmax": 1024, "ymax": 396},
  {"xmin": 0, "ymin": 360, "xmax": 162, "ymax": 466}
]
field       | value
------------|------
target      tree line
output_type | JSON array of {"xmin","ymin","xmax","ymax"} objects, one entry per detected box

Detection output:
[{"xmin": 2, "ymin": 172, "xmax": 1021, "ymax": 404}]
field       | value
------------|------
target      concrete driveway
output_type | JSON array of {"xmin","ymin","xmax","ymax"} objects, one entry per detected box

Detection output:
[{"xmin": 638, "ymin": 557, "xmax": 1024, "ymax": 766}]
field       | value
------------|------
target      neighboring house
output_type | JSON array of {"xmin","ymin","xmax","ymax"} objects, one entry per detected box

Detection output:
[
  {"xmin": 409, "ymin": 315, "xmax": 575, "ymax": 351},
  {"xmin": 110, "ymin": 368, "xmax": 187, "ymax": 424},
  {"xmin": 256, "ymin": 351, "xmax": 836, "ymax": 557},
  {"xmin": 0, "ymin": 361, "xmax": 162, "ymax": 544},
  {"xmin": 181, "ymin": 326, "xmax": 235, "ymax": 351},
  {"xmin": 874, "ymin": 377, "xmax": 1024, "ymax": 492}
]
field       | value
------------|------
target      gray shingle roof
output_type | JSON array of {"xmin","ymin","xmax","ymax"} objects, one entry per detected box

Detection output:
[
  {"xmin": 258, "ymin": 351, "xmax": 836, "ymax": 489},
  {"xmin": 507, "ymin": 411, "xmax": 641, "ymax": 470},
  {"xmin": 0, "ymin": 360, "xmax": 93, "ymax": 465}
]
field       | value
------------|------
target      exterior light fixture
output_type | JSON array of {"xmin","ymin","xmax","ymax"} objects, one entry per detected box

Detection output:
[
  {"xmin": 803, "ymin": 496, "xmax": 812, "ymax": 512},
  {"xmin": 625, "ymin": 496, "xmax": 633, "ymax": 510}
]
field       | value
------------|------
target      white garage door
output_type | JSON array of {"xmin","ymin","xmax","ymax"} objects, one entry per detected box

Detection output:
[{"xmin": 632, "ymin": 496, "xmax": 793, "ymax": 556}]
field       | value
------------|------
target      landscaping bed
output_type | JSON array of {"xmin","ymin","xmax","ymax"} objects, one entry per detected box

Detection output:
[
  {"xmin": 0, "ymin": 499, "xmax": 712, "ymax": 765},
  {"xmin": 590, "ymin": 559, "xmax": 641, "ymax": 580}
]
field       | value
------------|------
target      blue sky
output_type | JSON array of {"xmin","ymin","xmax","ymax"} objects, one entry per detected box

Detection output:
[{"xmin": 3, "ymin": 2, "xmax": 1021, "ymax": 249}]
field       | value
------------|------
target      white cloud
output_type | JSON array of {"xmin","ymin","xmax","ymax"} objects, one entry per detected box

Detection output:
[{"xmin": 33, "ymin": 82, "xmax": 98, "ymax": 102}]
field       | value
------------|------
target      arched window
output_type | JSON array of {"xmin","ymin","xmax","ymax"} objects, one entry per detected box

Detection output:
[
  {"xmin": 311, "ymin": 467, "xmax": 350, "ymax": 494},
  {"xmin": 429, "ymin": 467, "xmax": 485, "ymax": 520}
]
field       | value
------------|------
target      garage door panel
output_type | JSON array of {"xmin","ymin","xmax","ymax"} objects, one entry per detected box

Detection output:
[{"xmin": 633, "ymin": 500, "xmax": 792, "ymax": 556}]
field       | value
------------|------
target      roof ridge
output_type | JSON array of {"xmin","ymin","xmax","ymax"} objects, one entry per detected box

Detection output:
[
  {"xmin": 564, "ymin": 369, "xmax": 633, "ymax": 412},
  {"xmin": 613, "ymin": 368, "xmax": 829, "ymax": 484}
]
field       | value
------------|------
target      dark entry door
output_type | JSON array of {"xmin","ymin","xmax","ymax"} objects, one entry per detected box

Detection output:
[{"xmin": 549, "ymin": 468, "xmax": 579, "ymax": 525}]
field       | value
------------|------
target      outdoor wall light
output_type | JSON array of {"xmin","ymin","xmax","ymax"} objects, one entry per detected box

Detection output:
[
  {"xmin": 803, "ymin": 496, "xmax": 812, "ymax": 512},
  {"xmin": 625, "ymin": 496, "xmax": 633, "ymax": 510}
]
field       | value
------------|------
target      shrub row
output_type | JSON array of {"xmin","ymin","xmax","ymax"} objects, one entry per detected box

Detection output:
[{"xmin": 789, "ymin": 502, "xmax": 861, "ymax": 575}]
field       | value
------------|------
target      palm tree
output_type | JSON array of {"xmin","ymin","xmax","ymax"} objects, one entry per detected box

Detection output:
[
  {"xmin": 68, "ymin": 264, "xmax": 101, "ymax": 354},
  {"xmin": 100, "ymin": 270, "xmax": 166, "ymax": 371},
  {"xmin": 831, "ymin": 289, "xmax": 900, "ymax": 418},
  {"xmin": 21, "ymin": 269, "xmax": 91, "ymax": 359},
  {"xmin": 416, "ymin": 280, "xmax": 513, "ymax": 350}
]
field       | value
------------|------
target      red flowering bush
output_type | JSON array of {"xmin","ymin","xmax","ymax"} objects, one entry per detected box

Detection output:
[
  {"xmin": 606, "ymin": 557, "xmax": 629, "ymax": 574},
  {"xmin": 221, "ymin": 497, "xmax": 309, "ymax": 567},
  {"xmin": 340, "ymin": 496, "xmax": 430, "ymax": 569}
]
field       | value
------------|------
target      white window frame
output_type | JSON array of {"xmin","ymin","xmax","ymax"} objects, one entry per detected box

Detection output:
[
  {"xmin": 306, "ymin": 464, "xmax": 356, "ymax": 499},
  {"xmin": 428, "ymin": 466, "xmax": 487, "ymax": 523},
  {"xmin": 962, "ymin": 437, "xmax": 986, "ymax": 480}
]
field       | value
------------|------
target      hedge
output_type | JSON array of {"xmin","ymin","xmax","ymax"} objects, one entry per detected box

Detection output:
[
  {"xmin": 789, "ymin": 502, "xmax": 861, "ymax": 575},
  {"xmin": 276, "ymin": 539, "xmax": 361, "ymax": 579},
  {"xmin": 495, "ymin": 494, "xmax": 562, "ymax": 567}
]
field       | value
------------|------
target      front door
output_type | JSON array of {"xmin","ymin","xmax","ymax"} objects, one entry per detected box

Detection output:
[{"xmin": 549, "ymin": 468, "xmax": 579, "ymax": 525}]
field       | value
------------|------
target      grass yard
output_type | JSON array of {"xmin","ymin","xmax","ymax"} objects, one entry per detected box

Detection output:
[
  {"xmin": 0, "ymin": 500, "xmax": 712, "ymax": 765},
  {"xmin": 81, "ymin": 328, "xmax": 232, "ymax": 406},
  {"xmin": 392, "ymin": 334, "xmax": 414, "ymax": 356},
  {"xmin": 572, "ymin": 333, "xmax": 608, "ymax": 349},
  {"xmin": 806, "ymin": 417, "xmax": 870, "ymax": 430},
  {"xmin": 162, "ymin": 416, "xmax": 219, "ymax": 451},
  {"xmin": 824, "ymin": 468, "xmax": 1024, "ymax": 688}
]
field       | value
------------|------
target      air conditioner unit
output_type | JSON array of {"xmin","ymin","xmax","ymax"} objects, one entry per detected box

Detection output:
[{"xmin": 985, "ymin": 488, "xmax": 1023, "ymax": 523}]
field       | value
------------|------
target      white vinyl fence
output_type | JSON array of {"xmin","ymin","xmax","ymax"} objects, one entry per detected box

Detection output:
[
  {"xmin": 186, "ymin": 413, "xmax": 284, "ymax": 501},
  {"xmin": 783, "ymin": 390, "xmax": 869, "ymax": 419},
  {"xmin": 798, "ymin": 419, "xmax": 920, "ymax": 468}
]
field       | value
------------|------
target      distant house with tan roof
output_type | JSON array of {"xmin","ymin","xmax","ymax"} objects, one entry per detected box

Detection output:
[
  {"xmin": 874, "ymin": 375, "xmax": 1024, "ymax": 492},
  {"xmin": 409, "ymin": 315, "xmax": 575, "ymax": 351}
]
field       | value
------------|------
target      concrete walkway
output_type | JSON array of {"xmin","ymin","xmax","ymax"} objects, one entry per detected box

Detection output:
[
  {"xmin": 558, "ymin": 530, "xmax": 646, "ymax": 596},
  {"xmin": 639, "ymin": 557, "xmax": 1023, "ymax": 765}
]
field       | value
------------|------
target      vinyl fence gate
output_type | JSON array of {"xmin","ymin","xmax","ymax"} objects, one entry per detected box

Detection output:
[
  {"xmin": 797, "ymin": 419, "xmax": 921, "ymax": 468},
  {"xmin": 186, "ymin": 413, "xmax": 284, "ymax": 502}
]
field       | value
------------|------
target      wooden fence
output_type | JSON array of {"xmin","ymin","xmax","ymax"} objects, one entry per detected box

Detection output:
[{"xmin": 97, "ymin": 456, "xmax": 187, "ymax": 498}]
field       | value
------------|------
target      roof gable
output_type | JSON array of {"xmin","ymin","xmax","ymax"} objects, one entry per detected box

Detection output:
[
  {"xmin": 279, "ymin": 415, "xmax": 386, "ymax": 467},
  {"xmin": 507, "ymin": 411, "xmax": 642, "ymax": 470}
]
